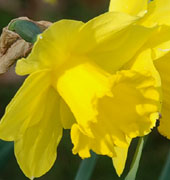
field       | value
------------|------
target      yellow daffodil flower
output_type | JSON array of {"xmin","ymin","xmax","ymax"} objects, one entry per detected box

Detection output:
[
  {"xmin": 109, "ymin": 0, "xmax": 170, "ymax": 175},
  {"xmin": 0, "ymin": 11, "xmax": 160, "ymax": 179}
]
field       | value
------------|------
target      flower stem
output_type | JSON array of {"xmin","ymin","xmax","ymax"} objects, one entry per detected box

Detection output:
[
  {"xmin": 159, "ymin": 149, "xmax": 170, "ymax": 180},
  {"xmin": 124, "ymin": 136, "xmax": 148, "ymax": 180},
  {"xmin": 75, "ymin": 151, "xmax": 98, "ymax": 180}
]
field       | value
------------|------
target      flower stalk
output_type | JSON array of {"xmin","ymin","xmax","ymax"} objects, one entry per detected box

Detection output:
[{"xmin": 75, "ymin": 151, "xmax": 98, "ymax": 180}]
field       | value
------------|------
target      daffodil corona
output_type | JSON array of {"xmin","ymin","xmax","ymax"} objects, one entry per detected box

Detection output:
[{"xmin": 0, "ymin": 4, "xmax": 163, "ymax": 180}]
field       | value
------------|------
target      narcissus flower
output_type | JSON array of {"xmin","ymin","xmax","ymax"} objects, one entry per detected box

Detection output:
[
  {"xmin": 0, "ymin": 11, "xmax": 160, "ymax": 179},
  {"xmin": 109, "ymin": 0, "xmax": 170, "ymax": 175}
]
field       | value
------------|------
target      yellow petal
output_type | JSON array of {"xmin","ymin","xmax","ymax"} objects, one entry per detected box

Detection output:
[
  {"xmin": 144, "ymin": 26, "xmax": 170, "ymax": 61},
  {"xmin": 16, "ymin": 20, "xmax": 84, "ymax": 75},
  {"xmin": 154, "ymin": 53, "xmax": 170, "ymax": 139},
  {"xmin": 141, "ymin": 0, "xmax": 170, "ymax": 26},
  {"xmin": 112, "ymin": 138, "xmax": 131, "ymax": 176},
  {"xmin": 71, "ymin": 124, "xmax": 131, "ymax": 176},
  {"xmin": 59, "ymin": 98, "xmax": 76, "ymax": 129},
  {"xmin": 109, "ymin": 0, "xmax": 148, "ymax": 16},
  {"xmin": 76, "ymin": 12, "xmax": 155, "ymax": 73},
  {"xmin": 138, "ymin": 1, "xmax": 170, "ymax": 61},
  {"xmin": 71, "ymin": 124, "xmax": 91, "ymax": 158},
  {"xmin": 16, "ymin": 12, "xmax": 155, "ymax": 76},
  {"xmin": 124, "ymin": 49, "xmax": 161, "ymax": 88},
  {"xmin": 77, "ymin": 11, "xmax": 138, "ymax": 52},
  {"xmin": 71, "ymin": 124, "xmax": 116, "ymax": 158},
  {"xmin": 14, "ymin": 87, "xmax": 62, "ymax": 179},
  {"xmin": 0, "ymin": 70, "xmax": 51, "ymax": 141}
]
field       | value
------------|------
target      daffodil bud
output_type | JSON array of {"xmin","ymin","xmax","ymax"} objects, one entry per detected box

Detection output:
[{"xmin": 8, "ymin": 20, "xmax": 42, "ymax": 44}]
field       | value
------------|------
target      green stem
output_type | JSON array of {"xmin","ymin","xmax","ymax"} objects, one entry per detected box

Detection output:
[
  {"xmin": 159, "ymin": 149, "xmax": 170, "ymax": 180},
  {"xmin": 75, "ymin": 151, "xmax": 98, "ymax": 180},
  {"xmin": 124, "ymin": 136, "xmax": 147, "ymax": 180}
]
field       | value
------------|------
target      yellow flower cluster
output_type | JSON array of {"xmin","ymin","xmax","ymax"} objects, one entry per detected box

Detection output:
[{"xmin": 0, "ymin": 0, "xmax": 170, "ymax": 179}]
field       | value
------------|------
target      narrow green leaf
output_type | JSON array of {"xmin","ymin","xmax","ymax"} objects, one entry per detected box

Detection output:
[
  {"xmin": 75, "ymin": 151, "xmax": 98, "ymax": 180},
  {"xmin": 159, "ymin": 149, "xmax": 170, "ymax": 180},
  {"xmin": 124, "ymin": 137, "xmax": 146, "ymax": 180}
]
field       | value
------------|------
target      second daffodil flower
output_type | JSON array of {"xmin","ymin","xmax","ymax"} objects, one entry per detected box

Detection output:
[{"xmin": 0, "ymin": 11, "xmax": 161, "ymax": 179}]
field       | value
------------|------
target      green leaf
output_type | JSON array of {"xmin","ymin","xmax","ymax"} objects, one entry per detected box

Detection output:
[
  {"xmin": 75, "ymin": 151, "xmax": 98, "ymax": 180},
  {"xmin": 159, "ymin": 149, "xmax": 170, "ymax": 180},
  {"xmin": 124, "ymin": 137, "xmax": 147, "ymax": 180}
]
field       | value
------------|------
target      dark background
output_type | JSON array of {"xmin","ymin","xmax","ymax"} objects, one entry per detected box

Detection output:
[{"xmin": 0, "ymin": 0, "xmax": 169, "ymax": 179}]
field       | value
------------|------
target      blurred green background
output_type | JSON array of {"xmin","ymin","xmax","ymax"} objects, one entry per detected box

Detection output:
[{"xmin": 0, "ymin": 0, "xmax": 169, "ymax": 179}]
